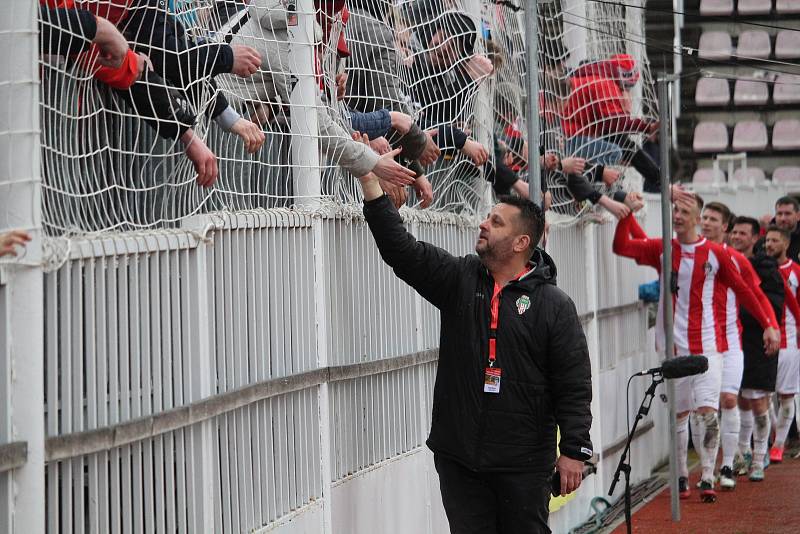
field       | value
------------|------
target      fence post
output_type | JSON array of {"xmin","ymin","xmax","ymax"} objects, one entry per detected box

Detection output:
[
  {"xmin": 287, "ymin": 1, "xmax": 332, "ymax": 530},
  {"xmin": 0, "ymin": 1, "xmax": 45, "ymax": 532},
  {"xmin": 187, "ymin": 239, "xmax": 217, "ymax": 531}
]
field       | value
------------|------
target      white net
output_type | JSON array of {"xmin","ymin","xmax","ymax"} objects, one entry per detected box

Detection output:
[{"xmin": 37, "ymin": 0, "xmax": 658, "ymax": 236}]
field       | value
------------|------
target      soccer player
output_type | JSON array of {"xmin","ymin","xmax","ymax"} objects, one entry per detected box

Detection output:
[
  {"xmin": 730, "ymin": 217, "xmax": 786, "ymax": 482},
  {"xmin": 700, "ymin": 203, "xmax": 778, "ymax": 489},
  {"xmin": 614, "ymin": 195, "xmax": 780, "ymax": 502},
  {"xmin": 763, "ymin": 226, "xmax": 800, "ymax": 464}
]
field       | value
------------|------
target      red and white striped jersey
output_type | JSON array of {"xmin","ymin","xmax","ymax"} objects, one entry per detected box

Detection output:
[
  {"xmin": 714, "ymin": 245, "xmax": 775, "ymax": 354},
  {"xmin": 613, "ymin": 215, "xmax": 775, "ymax": 356},
  {"xmin": 778, "ymin": 259, "xmax": 800, "ymax": 350}
]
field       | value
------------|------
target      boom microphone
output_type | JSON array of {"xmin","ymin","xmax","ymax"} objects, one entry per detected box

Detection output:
[{"xmin": 634, "ymin": 355, "xmax": 709, "ymax": 379}]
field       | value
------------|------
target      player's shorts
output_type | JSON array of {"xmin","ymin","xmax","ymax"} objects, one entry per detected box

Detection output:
[
  {"xmin": 741, "ymin": 388, "xmax": 771, "ymax": 400},
  {"xmin": 721, "ymin": 350, "xmax": 744, "ymax": 395},
  {"xmin": 674, "ymin": 352, "xmax": 723, "ymax": 413},
  {"xmin": 776, "ymin": 348, "xmax": 800, "ymax": 395}
]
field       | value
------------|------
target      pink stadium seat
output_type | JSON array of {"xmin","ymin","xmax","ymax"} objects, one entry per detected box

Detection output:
[
  {"xmin": 734, "ymin": 79, "xmax": 769, "ymax": 105},
  {"xmin": 772, "ymin": 166, "xmax": 800, "ymax": 184},
  {"xmin": 700, "ymin": 0, "xmax": 734, "ymax": 14},
  {"xmin": 736, "ymin": 30, "xmax": 771, "ymax": 60},
  {"xmin": 695, "ymin": 77, "xmax": 730, "ymax": 106},
  {"xmin": 738, "ymin": 0, "xmax": 773, "ymax": 14},
  {"xmin": 732, "ymin": 120, "xmax": 768, "ymax": 152},
  {"xmin": 774, "ymin": 74, "xmax": 800, "ymax": 104},
  {"xmin": 699, "ymin": 31, "xmax": 733, "ymax": 60},
  {"xmin": 772, "ymin": 119, "xmax": 800, "ymax": 150},
  {"xmin": 732, "ymin": 167, "xmax": 766, "ymax": 185},
  {"xmin": 693, "ymin": 168, "xmax": 726, "ymax": 184},
  {"xmin": 776, "ymin": 30, "xmax": 800, "ymax": 59},
  {"xmin": 693, "ymin": 122, "xmax": 729, "ymax": 153},
  {"xmin": 776, "ymin": 0, "xmax": 800, "ymax": 13}
]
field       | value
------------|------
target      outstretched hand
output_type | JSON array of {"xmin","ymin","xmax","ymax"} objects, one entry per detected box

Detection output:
[{"xmin": 353, "ymin": 132, "xmax": 416, "ymax": 187}]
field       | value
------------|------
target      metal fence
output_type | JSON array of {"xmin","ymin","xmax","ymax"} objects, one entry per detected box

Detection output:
[{"xmin": 8, "ymin": 1, "xmax": 797, "ymax": 533}]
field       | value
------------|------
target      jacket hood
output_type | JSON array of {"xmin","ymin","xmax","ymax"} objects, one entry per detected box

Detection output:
[{"xmin": 526, "ymin": 247, "xmax": 558, "ymax": 285}]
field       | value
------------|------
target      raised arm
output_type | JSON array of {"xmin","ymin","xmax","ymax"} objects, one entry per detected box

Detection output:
[
  {"xmin": 360, "ymin": 175, "xmax": 466, "ymax": 310},
  {"xmin": 612, "ymin": 213, "xmax": 662, "ymax": 268}
]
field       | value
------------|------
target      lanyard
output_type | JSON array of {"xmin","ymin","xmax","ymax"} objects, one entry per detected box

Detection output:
[{"xmin": 488, "ymin": 266, "xmax": 532, "ymax": 367}]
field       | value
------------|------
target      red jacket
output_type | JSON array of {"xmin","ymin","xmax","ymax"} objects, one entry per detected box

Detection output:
[
  {"xmin": 561, "ymin": 72, "xmax": 650, "ymax": 139},
  {"xmin": 42, "ymin": 0, "xmax": 139, "ymax": 89}
]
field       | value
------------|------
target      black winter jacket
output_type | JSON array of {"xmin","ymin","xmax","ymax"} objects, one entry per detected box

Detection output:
[
  {"xmin": 741, "ymin": 252, "xmax": 783, "ymax": 391},
  {"xmin": 364, "ymin": 195, "xmax": 593, "ymax": 472}
]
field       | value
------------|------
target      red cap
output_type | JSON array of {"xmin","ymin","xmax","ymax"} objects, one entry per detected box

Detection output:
[{"xmin": 607, "ymin": 53, "xmax": 639, "ymax": 87}]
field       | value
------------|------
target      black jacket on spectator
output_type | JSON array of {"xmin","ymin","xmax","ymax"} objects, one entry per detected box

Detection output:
[
  {"xmin": 363, "ymin": 194, "xmax": 593, "ymax": 472},
  {"xmin": 755, "ymin": 221, "xmax": 800, "ymax": 264},
  {"xmin": 39, "ymin": 6, "xmax": 96, "ymax": 57},
  {"xmin": 741, "ymin": 252, "xmax": 783, "ymax": 391}
]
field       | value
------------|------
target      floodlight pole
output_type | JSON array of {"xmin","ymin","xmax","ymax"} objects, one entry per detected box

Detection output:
[
  {"xmin": 657, "ymin": 75, "xmax": 680, "ymax": 523},
  {"xmin": 525, "ymin": 0, "xmax": 541, "ymax": 205}
]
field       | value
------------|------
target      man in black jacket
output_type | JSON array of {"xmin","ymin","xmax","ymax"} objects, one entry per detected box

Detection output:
[
  {"xmin": 358, "ymin": 170, "xmax": 593, "ymax": 533},
  {"xmin": 729, "ymin": 216, "xmax": 783, "ymax": 481},
  {"xmin": 754, "ymin": 196, "xmax": 800, "ymax": 262}
]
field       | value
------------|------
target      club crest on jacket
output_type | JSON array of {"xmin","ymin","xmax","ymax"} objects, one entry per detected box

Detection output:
[{"xmin": 516, "ymin": 295, "xmax": 531, "ymax": 315}]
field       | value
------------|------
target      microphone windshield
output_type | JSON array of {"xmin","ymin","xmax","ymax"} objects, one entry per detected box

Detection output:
[{"xmin": 661, "ymin": 355, "xmax": 709, "ymax": 379}]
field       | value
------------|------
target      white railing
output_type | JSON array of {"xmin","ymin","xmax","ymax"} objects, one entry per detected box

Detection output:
[{"xmin": 0, "ymin": 1, "xmax": 705, "ymax": 532}]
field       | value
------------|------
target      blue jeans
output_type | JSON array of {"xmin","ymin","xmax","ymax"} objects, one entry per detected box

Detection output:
[{"xmin": 566, "ymin": 136, "xmax": 623, "ymax": 166}]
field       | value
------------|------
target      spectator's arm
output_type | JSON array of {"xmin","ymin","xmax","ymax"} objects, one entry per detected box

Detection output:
[
  {"xmin": 318, "ymin": 102, "xmax": 380, "ymax": 177},
  {"xmin": 39, "ymin": 6, "xmax": 97, "ymax": 56},
  {"xmin": 547, "ymin": 294, "xmax": 593, "ymax": 462},
  {"xmin": 116, "ymin": 70, "xmax": 195, "ymax": 140},
  {"xmin": 566, "ymin": 171, "xmax": 602, "ymax": 204},
  {"xmin": 361, "ymin": 190, "xmax": 466, "ymax": 310},
  {"xmin": 349, "ymin": 109, "xmax": 392, "ymax": 140}
]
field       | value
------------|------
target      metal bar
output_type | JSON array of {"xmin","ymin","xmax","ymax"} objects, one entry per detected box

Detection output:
[
  {"xmin": 0, "ymin": 442, "xmax": 27, "ymax": 473},
  {"xmin": 658, "ymin": 76, "xmax": 680, "ymax": 523},
  {"xmin": 45, "ymin": 349, "xmax": 439, "ymax": 462},
  {"xmin": 525, "ymin": 0, "xmax": 541, "ymax": 204}
]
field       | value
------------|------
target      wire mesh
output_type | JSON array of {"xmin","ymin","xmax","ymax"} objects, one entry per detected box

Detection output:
[{"xmin": 36, "ymin": 0, "xmax": 658, "ymax": 239}]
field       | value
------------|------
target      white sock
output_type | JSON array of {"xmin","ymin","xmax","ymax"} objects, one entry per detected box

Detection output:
[
  {"xmin": 753, "ymin": 412, "xmax": 771, "ymax": 467},
  {"xmin": 677, "ymin": 414, "xmax": 690, "ymax": 479},
  {"xmin": 691, "ymin": 412, "xmax": 719, "ymax": 482},
  {"xmin": 795, "ymin": 395, "xmax": 800, "ymax": 431},
  {"xmin": 721, "ymin": 407, "xmax": 740, "ymax": 468},
  {"xmin": 774, "ymin": 396, "xmax": 796, "ymax": 448},
  {"xmin": 739, "ymin": 408, "xmax": 754, "ymax": 454}
]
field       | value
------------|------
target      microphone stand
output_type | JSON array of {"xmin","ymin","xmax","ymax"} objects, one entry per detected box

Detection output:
[{"xmin": 609, "ymin": 371, "xmax": 664, "ymax": 534}]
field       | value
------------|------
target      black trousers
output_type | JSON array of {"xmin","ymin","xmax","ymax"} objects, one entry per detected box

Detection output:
[{"xmin": 434, "ymin": 455, "xmax": 552, "ymax": 534}]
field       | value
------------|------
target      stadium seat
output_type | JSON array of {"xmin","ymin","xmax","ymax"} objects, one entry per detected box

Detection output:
[
  {"xmin": 776, "ymin": 0, "xmax": 800, "ymax": 13},
  {"xmin": 699, "ymin": 31, "xmax": 733, "ymax": 60},
  {"xmin": 775, "ymin": 30, "xmax": 800, "ymax": 59},
  {"xmin": 736, "ymin": 30, "xmax": 771, "ymax": 60},
  {"xmin": 700, "ymin": 0, "xmax": 734, "ymax": 15},
  {"xmin": 773, "ymin": 166, "xmax": 800, "ymax": 184},
  {"xmin": 772, "ymin": 119, "xmax": 800, "ymax": 150},
  {"xmin": 737, "ymin": 0, "xmax": 773, "ymax": 14},
  {"xmin": 693, "ymin": 122, "xmax": 729, "ymax": 153},
  {"xmin": 732, "ymin": 120, "xmax": 768, "ymax": 152},
  {"xmin": 774, "ymin": 74, "xmax": 800, "ymax": 104},
  {"xmin": 693, "ymin": 168, "xmax": 726, "ymax": 184},
  {"xmin": 732, "ymin": 167, "xmax": 767, "ymax": 185},
  {"xmin": 734, "ymin": 79, "xmax": 769, "ymax": 105},
  {"xmin": 695, "ymin": 77, "xmax": 730, "ymax": 106}
]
